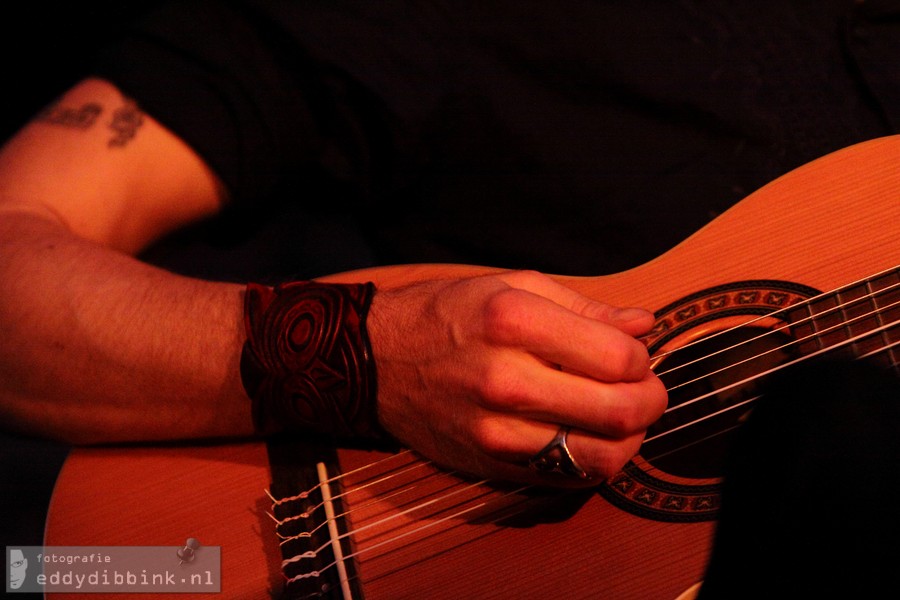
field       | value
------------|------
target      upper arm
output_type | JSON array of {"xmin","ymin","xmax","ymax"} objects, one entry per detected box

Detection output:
[{"xmin": 0, "ymin": 78, "xmax": 226, "ymax": 254}]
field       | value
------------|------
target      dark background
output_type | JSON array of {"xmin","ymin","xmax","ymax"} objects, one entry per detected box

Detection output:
[{"xmin": 1, "ymin": 3, "xmax": 159, "ymax": 139}]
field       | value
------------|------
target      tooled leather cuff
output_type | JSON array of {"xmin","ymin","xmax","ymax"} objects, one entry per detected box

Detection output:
[{"xmin": 240, "ymin": 280, "xmax": 383, "ymax": 440}]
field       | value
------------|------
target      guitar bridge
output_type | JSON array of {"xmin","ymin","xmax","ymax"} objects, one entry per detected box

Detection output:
[{"xmin": 267, "ymin": 436, "xmax": 363, "ymax": 600}]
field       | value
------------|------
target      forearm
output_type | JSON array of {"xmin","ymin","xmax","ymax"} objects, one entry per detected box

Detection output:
[
  {"xmin": 0, "ymin": 207, "xmax": 667, "ymax": 486},
  {"xmin": 0, "ymin": 209, "xmax": 252, "ymax": 444}
]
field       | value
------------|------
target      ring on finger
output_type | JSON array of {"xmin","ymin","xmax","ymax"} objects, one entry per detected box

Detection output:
[{"xmin": 528, "ymin": 425, "xmax": 590, "ymax": 480}]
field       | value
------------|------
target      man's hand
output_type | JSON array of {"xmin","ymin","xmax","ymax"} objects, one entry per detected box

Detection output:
[{"xmin": 368, "ymin": 270, "xmax": 667, "ymax": 486}]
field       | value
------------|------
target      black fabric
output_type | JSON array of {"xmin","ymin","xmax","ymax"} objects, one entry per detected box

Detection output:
[
  {"xmin": 91, "ymin": 0, "xmax": 899, "ymax": 280},
  {"xmin": 698, "ymin": 360, "xmax": 900, "ymax": 598}
]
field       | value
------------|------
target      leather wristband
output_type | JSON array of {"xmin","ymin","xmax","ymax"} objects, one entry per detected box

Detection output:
[{"xmin": 240, "ymin": 280, "xmax": 383, "ymax": 440}]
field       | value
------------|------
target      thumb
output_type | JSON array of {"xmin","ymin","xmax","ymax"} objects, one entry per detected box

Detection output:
[{"xmin": 584, "ymin": 304, "xmax": 655, "ymax": 337}]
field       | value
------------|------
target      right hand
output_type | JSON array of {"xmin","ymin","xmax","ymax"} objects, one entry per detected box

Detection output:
[{"xmin": 367, "ymin": 270, "xmax": 668, "ymax": 486}]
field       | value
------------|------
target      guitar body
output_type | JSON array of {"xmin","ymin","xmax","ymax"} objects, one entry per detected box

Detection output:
[{"xmin": 46, "ymin": 137, "xmax": 900, "ymax": 599}]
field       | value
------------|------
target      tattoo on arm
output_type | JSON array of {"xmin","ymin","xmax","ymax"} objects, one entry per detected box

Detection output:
[
  {"xmin": 107, "ymin": 100, "xmax": 144, "ymax": 148},
  {"xmin": 37, "ymin": 103, "xmax": 103, "ymax": 129},
  {"xmin": 35, "ymin": 98, "xmax": 146, "ymax": 148}
]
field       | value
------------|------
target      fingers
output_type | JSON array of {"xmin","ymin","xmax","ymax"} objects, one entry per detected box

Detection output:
[
  {"xmin": 480, "ymin": 272, "xmax": 654, "ymax": 382},
  {"xmin": 468, "ymin": 348, "xmax": 666, "ymax": 484},
  {"xmin": 480, "ymin": 288, "xmax": 650, "ymax": 382},
  {"xmin": 475, "ymin": 351, "xmax": 667, "ymax": 436},
  {"xmin": 497, "ymin": 270, "xmax": 656, "ymax": 337},
  {"xmin": 466, "ymin": 271, "xmax": 666, "ymax": 483},
  {"xmin": 469, "ymin": 412, "xmax": 647, "ymax": 484}
]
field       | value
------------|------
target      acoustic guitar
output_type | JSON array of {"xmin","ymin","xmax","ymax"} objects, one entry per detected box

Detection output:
[{"xmin": 45, "ymin": 137, "xmax": 900, "ymax": 599}]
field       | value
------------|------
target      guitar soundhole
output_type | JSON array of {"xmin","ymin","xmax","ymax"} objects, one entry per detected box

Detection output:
[
  {"xmin": 598, "ymin": 280, "xmax": 819, "ymax": 522},
  {"xmin": 646, "ymin": 326, "xmax": 794, "ymax": 479}
]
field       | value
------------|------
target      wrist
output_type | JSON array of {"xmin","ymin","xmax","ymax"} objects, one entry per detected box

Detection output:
[{"xmin": 239, "ymin": 280, "xmax": 385, "ymax": 440}]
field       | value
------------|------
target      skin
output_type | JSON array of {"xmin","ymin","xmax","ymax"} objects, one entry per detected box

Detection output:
[{"xmin": 0, "ymin": 78, "xmax": 667, "ymax": 486}]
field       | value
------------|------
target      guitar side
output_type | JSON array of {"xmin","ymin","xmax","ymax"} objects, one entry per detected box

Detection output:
[{"xmin": 45, "ymin": 136, "xmax": 900, "ymax": 599}]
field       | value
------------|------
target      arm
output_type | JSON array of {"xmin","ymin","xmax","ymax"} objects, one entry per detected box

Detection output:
[
  {"xmin": 0, "ymin": 78, "xmax": 251, "ymax": 443},
  {"xmin": 0, "ymin": 78, "xmax": 666, "ymax": 484}
]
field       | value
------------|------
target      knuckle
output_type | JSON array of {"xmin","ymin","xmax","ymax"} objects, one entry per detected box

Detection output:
[
  {"xmin": 632, "ymin": 345, "xmax": 653, "ymax": 375},
  {"xmin": 599, "ymin": 383, "xmax": 661, "ymax": 438},
  {"xmin": 505, "ymin": 269, "xmax": 546, "ymax": 287},
  {"xmin": 648, "ymin": 375, "xmax": 669, "ymax": 416},
  {"xmin": 597, "ymin": 348, "xmax": 631, "ymax": 380},
  {"xmin": 481, "ymin": 289, "xmax": 528, "ymax": 343},
  {"xmin": 598, "ymin": 337, "xmax": 651, "ymax": 381}
]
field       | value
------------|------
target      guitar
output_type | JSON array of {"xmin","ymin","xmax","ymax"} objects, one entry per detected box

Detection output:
[{"xmin": 46, "ymin": 137, "xmax": 900, "ymax": 599}]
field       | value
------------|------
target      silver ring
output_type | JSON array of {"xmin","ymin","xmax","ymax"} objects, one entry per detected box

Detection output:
[{"xmin": 528, "ymin": 426, "xmax": 590, "ymax": 479}]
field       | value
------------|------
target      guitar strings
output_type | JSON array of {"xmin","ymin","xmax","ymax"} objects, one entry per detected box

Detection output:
[
  {"xmin": 268, "ymin": 449, "xmax": 418, "ymax": 509},
  {"xmin": 636, "ymin": 265, "xmax": 899, "ymax": 465},
  {"xmin": 643, "ymin": 271, "xmax": 899, "ymax": 438},
  {"xmin": 652, "ymin": 263, "xmax": 900, "ymax": 369},
  {"xmin": 657, "ymin": 284, "xmax": 899, "ymax": 390},
  {"xmin": 276, "ymin": 265, "xmax": 899, "ymax": 585},
  {"xmin": 631, "ymin": 267, "xmax": 899, "ymax": 477},
  {"xmin": 643, "ymin": 335, "xmax": 900, "ymax": 461},
  {"xmin": 274, "ymin": 460, "xmax": 521, "ymax": 585},
  {"xmin": 279, "ymin": 476, "xmax": 507, "ymax": 569},
  {"xmin": 273, "ymin": 460, "xmax": 463, "ymax": 544},
  {"xmin": 281, "ymin": 479, "xmax": 531, "ymax": 587},
  {"xmin": 272, "ymin": 458, "xmax": 491, "ymax": 586},
  {"xmin": 645, "ymin": 322, "xmax": 900, "ymax": 446},
  {"xmin": 270, "ymin": 454, "xmax": 430, "ymax": 521},
  {"xmin": 657, "ymin": 294, "xmax": 900, "ymax": 416}
]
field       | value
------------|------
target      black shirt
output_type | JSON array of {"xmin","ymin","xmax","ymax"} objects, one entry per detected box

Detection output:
[{"xmin": 94, "ymin": 0, "xmax": 899, "ymax": 279}]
